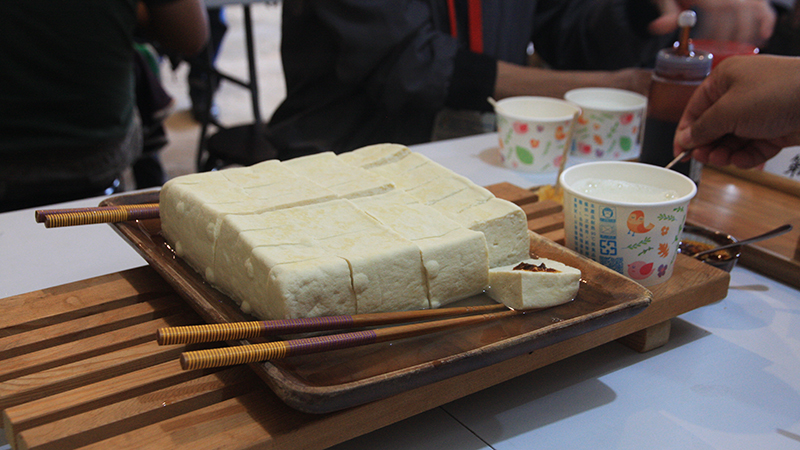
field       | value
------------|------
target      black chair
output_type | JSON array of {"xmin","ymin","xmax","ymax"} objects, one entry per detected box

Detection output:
[{"xmin": 196, "ymin": 3, "xmax": 278, "ymax": 171}]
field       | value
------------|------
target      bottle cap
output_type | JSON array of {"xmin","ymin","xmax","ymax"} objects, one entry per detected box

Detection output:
[{"xmin": 654, "ymin": 45, "xmax": 713, "ymax": 80}]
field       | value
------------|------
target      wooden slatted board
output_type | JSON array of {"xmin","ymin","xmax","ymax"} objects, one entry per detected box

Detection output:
[{"xmin": 0, "ymin": 184, "xmax": 730, "ymax": 450}]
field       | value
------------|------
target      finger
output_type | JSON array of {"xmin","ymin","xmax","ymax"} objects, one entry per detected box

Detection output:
[
  {"xmin": 707, "ymin": 147, "xmax": 734, "ymax": 167},
  {"xmin": 648, "ymin": 14, "xmax": 679, "ymax": 35},
  {"xmin": 756, "ymin": 3, "xmax": 777, "ymax": 44},
  {"xmin": 705, "ymin": 134, "xmax": 748, "ymax": 166},
  {"xmin": 684, "ymin": 92, "xmax": 742, "ymax": 148},
  {"xmin": 690, "ymin": 146, "xmax": 714, "ymax": 164},
  {"xmin": 729, "ymin": 142, "xmax": 784, "ymax": 169},
  {"xmin": 734, "ymin": 9, "xmax": 755, "ymax": 44},
  {"xmin": 729, "ymin": 150, "xmax": 763, "ymax": 169}
]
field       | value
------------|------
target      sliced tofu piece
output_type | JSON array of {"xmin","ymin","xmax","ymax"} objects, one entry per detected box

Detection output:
[
  {"xmin": 264, "ymin": 257, "xmax": 356, "ymax": 319},
  {"xmin": 352, "ymin": 191, "xmax": 489, "ymax": 308},
  {"xmin": 485, "ymin": 258, "xmax": 581, "ymax": 310},
  {"xmin": 452, "ymin": 198, "xmax": 530, "ymax": 267},
  {"xmin": 160, "ymin": 175, "xmax": 248, "ymax": 281},
  {"xmin": 318, "ymin": 227, "xmax": 428, "ymax": 314},
  {"xmin": 368, "ymin": 153, "xmax": 430, "ymax": 188},
  {"xmin": 212, "ymin": 200, "xmax": 371, "ymax": 314},
  {"xmin": 283, "ymin": 151, "xmax": 396, "ymax": 199},
  {"xmin": 338, "ymin": 143, "xmax": 411, "ymax": 168},
  {"xmin": 414, "ymin": 229, "xmax": 489, "ymax": 308},
  {"xmin": 160, "ymin": 169, "xmax": 335, "ymax": 283},
  {"xmin": 215, "ymin": 224, "xmax": 356, "ymax": 320},
  {"xmin": 420, "ymin": 182, "xmax": 494, "ymax": 215}
]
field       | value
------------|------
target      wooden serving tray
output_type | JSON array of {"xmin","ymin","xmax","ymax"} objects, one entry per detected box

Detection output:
[
  {"xmin": 98, "ymin": 189, "xmax": 651, "ymax": 414},
  {"xmin": 0, "ymin": 184, "xmax": 730, "ymax": 450}
]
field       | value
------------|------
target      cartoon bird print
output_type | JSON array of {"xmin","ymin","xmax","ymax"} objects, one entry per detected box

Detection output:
[
  {"xmin": 627, "ymin": 261, "xmax": 654, "ymax": 280},
  {"xmin": 627, "ymin": 210, "xmax": 654, "ymax": 235}
]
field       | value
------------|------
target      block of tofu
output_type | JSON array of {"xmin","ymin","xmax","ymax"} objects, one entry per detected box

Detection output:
[
  {"xmin": 338, "ymin": 143, "xmax": 411, "ymax": 168},
  {"xmin": 452, "ymin": 198, "xmax": 530, "ymax": 267},
  {"xmin": 352, "ymin": 191, "xmax": 489, "ymax": 308},
  {"xmin": 485, "ymin": 258, "xmax": 581, "ymax": 310},
  {"xmin": 284, "ymin": 152, "xmax": 396, "ymax": 199},
  {"xmin": 161, "ymin": 144, "xmax": 539, "ymax": 321}
]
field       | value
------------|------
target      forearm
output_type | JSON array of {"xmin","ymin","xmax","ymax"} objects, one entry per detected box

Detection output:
[{"xmin": 493, "ymin": 61, "xmax": 653, "ymax": 99}]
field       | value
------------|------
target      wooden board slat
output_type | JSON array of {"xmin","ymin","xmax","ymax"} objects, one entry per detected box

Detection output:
[
  {"xmin": 16, "ymin": 366, "xmax": 258, "ymax": 450},
  {"xmin": 0, "ymin": 339, "xmax": 208, "ymax": 413},
  {"xmin": 0, "ymin": 267, "xmax": 174, "ymax": 338},
  {"xmin": 3, "ymin": 361, "xmax": 216, "ymax": 447},
  {"xmin": 0, "ymin": 297, "xmax": 182, "ymax": 361}
]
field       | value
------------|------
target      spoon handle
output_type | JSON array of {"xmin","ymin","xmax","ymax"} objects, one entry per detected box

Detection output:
[{"xmin": 692, "ymin": 224, "xmax": 793, "ymax": 258}]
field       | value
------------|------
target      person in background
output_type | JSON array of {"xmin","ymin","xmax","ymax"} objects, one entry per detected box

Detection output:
[
  {"xmin": 0, "ymin": 0, "xmax": 209, "ymax": 212},
  {"xmin": 673, "ymin": 54, "xmax": 800, "ymax": 169},
  {"xmin": 263, "ymin": 0, "xmax": 777, "ymax": 160},
  {"xmin": 186, "ymin": 7, "xmax": 229, "ymax": 122}
]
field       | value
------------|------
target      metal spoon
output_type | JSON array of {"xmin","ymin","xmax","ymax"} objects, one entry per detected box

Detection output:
[{"xmin": 691, "ymin": 224, "xmax": 793, "ymax": 258}]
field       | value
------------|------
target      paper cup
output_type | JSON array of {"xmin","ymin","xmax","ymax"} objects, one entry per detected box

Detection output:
[
  {"xmin": 564, "ymin": 88, "xmax": 647, "ymax": 160},
  {"xmin": 495, "ymin": 96, "xmax": 581, "ymax": 172},
  {"xmin": 559, "ymin": 161, "xmax": 697, "ymax": 286}
]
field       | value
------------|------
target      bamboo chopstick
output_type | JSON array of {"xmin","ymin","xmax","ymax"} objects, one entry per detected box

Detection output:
[
  {"xmin": 157, "ymin": 303, "xmax": 508, "ymax": 345},
  {"xmin": 35, "ymin": 203, "xmax": 160, "ymax": 228},
  {"xmin": 179, "ymin": 308, "xmax": 522, "ymax": 370}
]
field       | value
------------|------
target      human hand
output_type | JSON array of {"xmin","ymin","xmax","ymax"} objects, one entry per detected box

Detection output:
[
  {"xmin": 673, "ymin": 55, "xmax": 800, "ymax": 169},
  {"xmin": 648, "ymin": 0, "xmax": 776, "ymax": 45}
]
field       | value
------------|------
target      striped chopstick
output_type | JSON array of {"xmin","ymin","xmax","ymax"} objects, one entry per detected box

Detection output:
[
  {"xmin": 35, "ymin": 203, "xmax": 160, "ymax": 228},
  {"xmin": 157, "ymin": 303, "xmax": 508, "ymax": 345},
  {"xmin": 179, "ymin": 308, "xmax": 521, "ymax": 370}
]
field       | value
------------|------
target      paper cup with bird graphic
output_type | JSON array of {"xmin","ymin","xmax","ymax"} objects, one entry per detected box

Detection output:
[
  {"xmin": 559, "ymin": 161, "xmax": 697, "ymax": 286},
  {"xmin": 564, "ymin": 88, "xmax": 647, "ymax": 160},
  {"xmin": 494, "ymin": 96, "xmax": 581, "ymax": 172}
]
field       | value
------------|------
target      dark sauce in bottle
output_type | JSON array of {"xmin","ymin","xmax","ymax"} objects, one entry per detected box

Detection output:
[{"xmin": 639, "ymin": 45, "xmax": 712, "ymax": 183}]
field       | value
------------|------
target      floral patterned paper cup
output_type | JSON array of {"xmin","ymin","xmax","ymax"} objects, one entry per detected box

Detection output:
[
  {"xmin": 559, "ymin": 161, "xmax": 697, "ymax": 287},
  {"xmin": 495, "ymin": 96, "xmax": 581, "ymax": 172},
  {"xmin": 564, "ymin": 88, "xmax": 647, "ymax": 160}
]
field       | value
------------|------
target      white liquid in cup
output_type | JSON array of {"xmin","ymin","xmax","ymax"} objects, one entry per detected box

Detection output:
[{"xmin": 572, "ymin": 178, "xmax": 679, "ymax": 203}]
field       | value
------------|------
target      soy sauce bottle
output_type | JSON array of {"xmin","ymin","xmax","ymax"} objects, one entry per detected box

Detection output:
[{"xmin": 640, "ymin": 22, "xmax": 713, "ymax": 183}]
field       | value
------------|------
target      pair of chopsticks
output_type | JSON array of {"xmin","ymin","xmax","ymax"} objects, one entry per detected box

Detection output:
[
  {"xmin": 158, "ymin": 303, "xmax": 521, "ymax": 370},
  {"xmin": 35, "ymin": 204, "xmax": 159, "ymax": 228}
]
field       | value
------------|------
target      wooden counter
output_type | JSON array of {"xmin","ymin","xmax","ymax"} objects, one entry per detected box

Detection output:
[{"xmin": 688, "ymin": 167, "xmax": 800, "ymax": 288}]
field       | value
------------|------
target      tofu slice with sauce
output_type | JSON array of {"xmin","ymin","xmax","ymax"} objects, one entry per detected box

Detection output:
[{"xmin": 485, "ymin": 258, "xmax": 581, "ymax": 310}]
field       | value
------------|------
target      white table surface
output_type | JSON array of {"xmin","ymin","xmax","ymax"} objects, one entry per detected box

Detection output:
[{"xmin": 1, "ymin": 133, "xmax": 799, "ymax": 450}]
